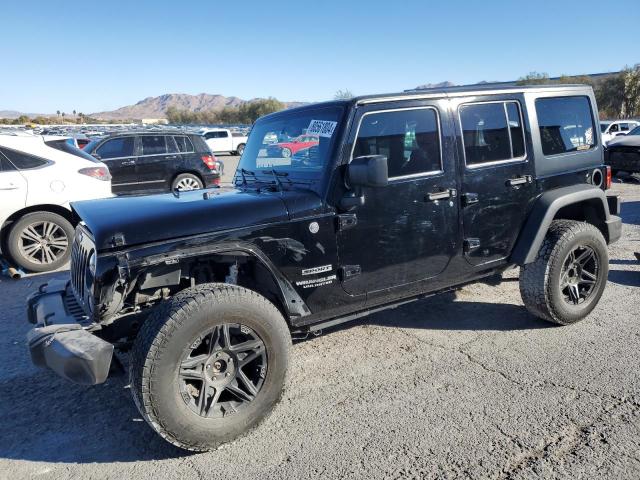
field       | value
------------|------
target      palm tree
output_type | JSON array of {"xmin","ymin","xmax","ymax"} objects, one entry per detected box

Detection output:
[{"xmin": 56, "ymin": 110, "xmax": 60, "ymax": 117}]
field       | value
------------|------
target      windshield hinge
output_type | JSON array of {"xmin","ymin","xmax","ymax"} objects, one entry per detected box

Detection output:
[
  {"xmin": 339, "ymin": 265, "xmax": 361, "ymax": 280},
  {"xmin": 337, "ymin": 214, "xmax": 357, "ymax": 231}
]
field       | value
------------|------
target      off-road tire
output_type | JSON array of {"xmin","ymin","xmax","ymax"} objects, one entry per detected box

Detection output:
[
  {"xmin": 519, "ymin": 220, "xmax": 608, "ymax": 325},
  {"xmin": 129, "ymin": 283, "xmax": 291, "ymax": 451},
  {"xmin": 6, "ymin": 211, "xmax": 74, "ymax": 272}
]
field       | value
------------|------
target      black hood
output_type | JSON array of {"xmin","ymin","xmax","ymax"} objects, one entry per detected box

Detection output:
[
  {"xmin": 607, "ymin": 135, "xmax": 640, "ymax": 148},
  {"xmin": 72, "ymin": 187, "xmax": 322, "ymax": 251}
]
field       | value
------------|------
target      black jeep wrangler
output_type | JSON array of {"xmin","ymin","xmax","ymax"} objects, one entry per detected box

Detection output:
[{"xmin": 26, "ymin": 84, "xmax": 621, "ymax": 451}]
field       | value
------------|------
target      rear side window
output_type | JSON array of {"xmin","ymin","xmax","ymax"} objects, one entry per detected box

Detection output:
[
  {"xmin": 140, "ymin": 136, "xmax": 168, "ymax": 156},
  {"xmin": 0, "ymin": 147, "xmax": 49, "ymax": 169},
  {"xmin": 173, "ymin": 136, "xmax": 194, "ymax": 153},
  {"xmin": 460, "ymin": 101, "xmax": 526, "ymax": 166},
  {"xmin": 96, "ymin": 137, "xmax": 135, "ymax": 159},
  {"xmin": 353, "ymin": 107, "xmax": 442, "ymax": 178},
  {"xmin": 0, "ymin": 154, "xmax": 17, "ymax": 172},
  {"xmin": 535, "ymin": 96, "xmax": 595, "ymax": 156}
]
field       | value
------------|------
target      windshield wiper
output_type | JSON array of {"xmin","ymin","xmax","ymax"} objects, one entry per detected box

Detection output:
[
  {"xmin": 239, "ymin": 168, "xmax": 257, "ymax": 186},
  {"xmin": 261, "ymin": 169, "xmax": 290, "ymax": 192}
]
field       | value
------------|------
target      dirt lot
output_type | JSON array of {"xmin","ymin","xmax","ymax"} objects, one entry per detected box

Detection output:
[{"xmin": 1, "ymin": 180, "xmax": 639, "ymax": 480}]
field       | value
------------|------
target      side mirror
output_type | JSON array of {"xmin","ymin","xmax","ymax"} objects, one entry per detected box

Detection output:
[{"xmin": 347, "ymin": 155, "xmax": 388, "ymax": 188}]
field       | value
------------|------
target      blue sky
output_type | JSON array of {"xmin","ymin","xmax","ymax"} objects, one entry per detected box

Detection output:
[{"xmin": 1, "ymin": 0, "xmax": 638, "ymax": 114}]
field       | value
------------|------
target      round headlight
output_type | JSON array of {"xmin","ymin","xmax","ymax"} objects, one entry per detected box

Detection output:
[{"xmin": 88, "ymin": 251, "xmax": 97, "ymax": 277}]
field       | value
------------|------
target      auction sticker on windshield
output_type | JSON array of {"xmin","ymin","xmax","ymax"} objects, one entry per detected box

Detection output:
[{"xmin": 307, "ymin": 120, "xmax": 337, "ymax": 138}]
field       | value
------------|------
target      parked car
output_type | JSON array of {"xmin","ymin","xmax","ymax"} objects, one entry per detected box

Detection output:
[
  {"xmin": 0, "ymin": 133, "xmax": 111, "ymax": 272},
  {"xmin": 76, "ymin": 137, "xmax": 91, "ymax": 149},
  {"xmin": 26, "ymin": 84, "xmax": 621, "ymax": 451},
  {"xmin": 200, "ymin": 128, "xmax": 247, "ymax": 155},
  {"xmin": 84, "ymin": 132, "xmax": 221, "ymax": 194},
  {"xmin": 604, "ymin": 124, "xmax": 640, "ymax": 174},
  {"xmin": 266, "ymin": 134, "xmax": 319, "ymax": 158},
  {"xmin": 600, "ymin": 120, "xmax": 640, "ymax": 145}
]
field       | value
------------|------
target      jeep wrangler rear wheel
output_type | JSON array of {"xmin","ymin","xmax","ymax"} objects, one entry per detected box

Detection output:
[
  {"xmin": 129, "ymin": 283, "xmax": 291, "ymax": 451},
  {"xmin": 519, "ymin": 220, "xmax": 608, "ymax": 325}
]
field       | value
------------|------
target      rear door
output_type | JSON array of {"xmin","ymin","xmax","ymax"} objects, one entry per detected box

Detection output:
[
  {"xmin": 136, "ymin": 135, "xmax": 173, "ymax": 191},
  {"xmin": 0, "ymin": 152, "xmax": 27, "ymax": 222},
  {"xmin": 452, "ymin": 95, "xmax": 535, "ymax": 266},
  {"xmin": 95, "ymin": 136, "xmax": 137, "ymax": 194},
  {"xmin": 336, "ymin": 99, "xmax": 460, "ymax": 299}
]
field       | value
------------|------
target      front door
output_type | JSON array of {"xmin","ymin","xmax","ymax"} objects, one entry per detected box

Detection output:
[
  {"xmin": 206, "ymin": 131, "xmax": 230, "ymax": 152},
  {"xmin": 0, "ymin": 154, "xmax": 27, "ymax": 217},
  {"xmin": 452, "ymin": 96, "xmax": 536, "ymax": 266},
  {"xmin": 336, "ymin": 100, "xmax": 460, "ymax": 297},
  {"xmin": 96, "ymin": 136, "xmax": 137, "ymax": 194}
]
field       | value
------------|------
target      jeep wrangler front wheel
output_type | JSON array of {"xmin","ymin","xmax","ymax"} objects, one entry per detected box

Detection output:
[
  {"xmin": 129, "ymin": 284, "xmax": 291, "ymax": 451},
  {"xmin": 519, "ymin": 220, "xmax": 608, "ymax": 325}
]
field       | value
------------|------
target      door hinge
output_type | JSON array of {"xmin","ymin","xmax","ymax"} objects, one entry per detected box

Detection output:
[
  {"xmin": 462, "ymin": 193, "xmax": 479, "ymax": 206},
  {"xmin": 339, "ymin": 265, "xmax": 361, "ymax": 280},
  {"xmin": 463, "ymin": 238, "xmax": 481, "ymax": 252},
  {"xmin": 337, "ymin": 214, "xmax": 358, "ymax": 231}
]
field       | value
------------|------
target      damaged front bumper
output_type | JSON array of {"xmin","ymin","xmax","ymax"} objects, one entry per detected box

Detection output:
[{"xmin": 26, "ymin": 280, "xmax": 113, "ymax": 385}]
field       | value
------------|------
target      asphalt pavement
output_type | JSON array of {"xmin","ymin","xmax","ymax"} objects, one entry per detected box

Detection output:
[{"xmin": 0, "ymin": 179, "xmax": 639, "ymax": 480}]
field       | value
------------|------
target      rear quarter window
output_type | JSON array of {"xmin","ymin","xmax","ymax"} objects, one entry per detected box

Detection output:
[
  {"xmin": 535, "ymin": 96, "xmax": 596, "ymax": 156},
  {"xmin": 0, "ymin": 147, "xmax": 50, "ymax": 169},
  {"xmin": 173, "ymin": 136, "xmax": 194, "ymax": 153}
]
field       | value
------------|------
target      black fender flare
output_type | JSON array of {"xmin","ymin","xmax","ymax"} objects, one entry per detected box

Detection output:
[
  {"xmin": 510, "ymin": 184, "xmax": 617, "ymax": 265},
  {"xmin": 121, "ymin": 240, "xmax": 311, "ymax": 320}
]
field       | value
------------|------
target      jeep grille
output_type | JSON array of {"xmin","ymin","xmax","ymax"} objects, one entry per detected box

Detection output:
[{"xmin": 70, "ymin": 225, "xmax": 95, "ymax": 316}]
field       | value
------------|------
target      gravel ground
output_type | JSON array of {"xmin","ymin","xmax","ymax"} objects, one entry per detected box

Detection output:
[{"xmin": 0, "ymin": 180, "xmax": 639, "ymax": 480}]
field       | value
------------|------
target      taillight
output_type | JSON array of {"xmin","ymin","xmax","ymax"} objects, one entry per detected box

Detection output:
[
  {"xmin": 213, "ymin": 177, "xmax": 220, "ymax": 185},
  {"xmin": 78, "ymin": 166, "xmax": 111, "ymax": 181},
  {"xmin": 201, "ymin": 154, "xmax": 218, "ymax": 170},
  {"xmin": 604, "ymin": 165, "xmax": 612, "ymax": 190}
]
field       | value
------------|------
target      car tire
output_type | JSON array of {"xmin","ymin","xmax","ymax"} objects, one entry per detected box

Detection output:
[
  {"xmin": 236, "ymin": 144, "xmax": 245, "ymax": 156},
  {"xmin": 281, "ymin": 147, "xmax": 292, "ymax": 158},
  {"xmin": 6, "ymin": 211, "xmax": 74, "ymax": 273},
  {"xmin": 519, "ymin": 220, "xmax": 608, "ymax": 325},
  {"xmin": 172, "ymin": 173, "xmax": 204, "ymax": 191},
  {"xmin": 129, "ymin": 283, "xmax": 291, "ymax": 451}
]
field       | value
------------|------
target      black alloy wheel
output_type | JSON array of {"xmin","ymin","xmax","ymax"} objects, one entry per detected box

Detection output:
[
  {"xmin": 178, "ymin": 323, "xmax": 267, "ymax": 418},
  {"xmin": 559, "ymin": 245, "xmax": 599, "ymax": 305}
]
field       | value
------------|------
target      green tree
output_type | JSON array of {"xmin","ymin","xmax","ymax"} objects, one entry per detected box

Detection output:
[
  {"xmin": 622, "ymin": 64, "xmax": 640, "ymax": 117},
  {"xmin": 517, "ymin": 72, "xmax": 550, "ymax": 85},
  {"xmin": 334, "ymin": 89, "xmax": 354, "ymax": 100}
]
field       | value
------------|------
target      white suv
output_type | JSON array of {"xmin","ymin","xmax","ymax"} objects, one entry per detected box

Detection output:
[
  {"xmin": 601, "ymin": 120, "xmax": 640, "ymax": 145},
  {"xmin": 0, "ymin": 133, "xmax": 112, "ymax": 272}
]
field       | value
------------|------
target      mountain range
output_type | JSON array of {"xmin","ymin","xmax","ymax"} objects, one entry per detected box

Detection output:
[{"xmin": 91, "ymin": 94, "xmax": 306, "ymax": 120}]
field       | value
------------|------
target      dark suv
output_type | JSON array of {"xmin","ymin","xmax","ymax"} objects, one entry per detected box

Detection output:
[
  {"xmin": 85, "ymin": 132, "xmax": 221, "ymax": 194},
  {"xmin": 26, "ymin": 84, "xmax": 621, "ymax": 451}
]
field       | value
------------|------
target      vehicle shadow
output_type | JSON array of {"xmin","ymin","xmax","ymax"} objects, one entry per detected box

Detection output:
[
  {"xmin": 0, "ymin": 368, "xmax": 188, "ymax": 463},
  {"xmin": 317, "ymin": 291, "xmax": 553, "ymax": 338},
  {"xmin": 608, "ymin": 269, "xmax": 640, "ymax": 287},
  {"xmin": 621, "ymin": 200, "xmax": 640, "ymax": 226}
]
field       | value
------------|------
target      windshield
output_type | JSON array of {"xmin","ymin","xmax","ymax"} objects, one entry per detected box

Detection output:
[{"xmin": 235, "ymin": 106, "xmax": 344, "ymax": 184}]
